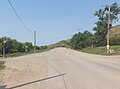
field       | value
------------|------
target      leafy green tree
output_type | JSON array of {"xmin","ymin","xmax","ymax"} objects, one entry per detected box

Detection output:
[
  {"xmin": 40, "ymin": 46, "xmax": 48, "ymax": 50},
  {"xmin": 5, "ymin": 40, "xmax": 14, "ymax": 53},
  {"xmin": 70, "ymin": 31, "xmax": 94, "ymax": 50},
  {"xmin": 36, "ymin": 46, "xmax": 40, "ymax": 50},
  {"xmin": 93, "ymin": 2, "xmax": 120, "ymax": 46},
  {"xmin": 24, "ymin": 42, "xmax": 34, "ymax": 51},
  {"xmin": 93, "ymin": 21, "xmax": 107, "ymax": 46},
  {"xmin": 83, "ymin": 31, "xmax": 94, "ymax": 47},
  {"xmin": 0, "ymin": 38, "xmax": 3, "ymax": 56},
  {"xmin": 0, "ymin": 37, "xmax": 34, "ymax": 54},
  {"xmin": 15, "ymin": 42, "xmax": 25, "ymax": 52}
]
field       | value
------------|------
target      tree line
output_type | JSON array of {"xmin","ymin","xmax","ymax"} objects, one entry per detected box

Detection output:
[
  {"xmin": 0, "ymin": 37, "xmax": 48, "ymax": 56},
  {"xmin": 70, "ymin": 2, "xmax": 120, "ymax": 50}
]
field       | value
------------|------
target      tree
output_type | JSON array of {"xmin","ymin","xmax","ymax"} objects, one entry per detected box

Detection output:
[
  {"xmin": 70, "ymin": 31, "xmax": 94, "ymax": 50},
  {"xmin": 0, "ymin": 37, "xmax": 34, "ymax": 54},
  {"xmin": 40, "ymin": 46, "xmax": 48, "ymax": 50},
  {"xmin": 93, "ymin": 2, "xmax": 120, "ymax": 46},
  {"xmin": 24, "ymin": 42, "xmax": 34, "ymax": 51},
  {"xmin": 0, "ymin": 38, "xmax": 3, "ymax": 56}
]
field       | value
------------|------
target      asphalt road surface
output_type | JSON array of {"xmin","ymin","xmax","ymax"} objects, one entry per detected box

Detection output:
[{"xmin": 1, "ymin": 47, "xmax": 120, "ymax": 89}]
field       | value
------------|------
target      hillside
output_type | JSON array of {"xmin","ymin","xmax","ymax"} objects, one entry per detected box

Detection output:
[
  {"xmin": 110, "ymin": 25, "xmax": 120, "ymax": 34},
  {"xmin": 48, "ymin": 25, "xmax": 120, "ymax": 49},
  {"xmin": 48, "ymin": 40, "xmax": 70, "ymax": 49}
]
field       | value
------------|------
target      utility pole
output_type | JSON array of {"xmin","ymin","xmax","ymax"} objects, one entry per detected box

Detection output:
[
  {"xmin": 2, "ymin": 37, "xmax": 6, "ymax": 58},
  {"xmin": 107, "ymin": 6, "xmax": 111, "ymax": 54},
  {"xmin": 34, "ymin": 31, "xmax": 36, "ymax": 52}
]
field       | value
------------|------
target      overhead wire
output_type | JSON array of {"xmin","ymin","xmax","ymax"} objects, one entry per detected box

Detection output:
[
  {"xmin": 7, "ymin": 0, "xmax": 68, "ymax": 88},
  {"xmin": 7, "ymin": 0, "xmax": 32, "ymax": 33}
]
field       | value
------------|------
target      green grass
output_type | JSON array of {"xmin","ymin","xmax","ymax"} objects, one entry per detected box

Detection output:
[
  {"xmin": 5, "ymin": 48, "xmax": 52, "ymax": 58},
  {"xmin": 81, "ymin": 45, "xmax": 120, "ymax": 55},
  {"xmin": 0, "ymin": 61, "xmax": 5, "ymax": 70}
]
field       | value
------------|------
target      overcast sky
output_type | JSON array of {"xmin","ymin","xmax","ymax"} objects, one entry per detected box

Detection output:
[{"xmin": 0, "ymin": 0, "xmax": 120, "ymax": 46}]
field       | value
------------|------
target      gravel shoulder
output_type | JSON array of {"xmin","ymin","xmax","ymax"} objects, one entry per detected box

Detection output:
[{"xmin": 0, "ymin": 53, "xmax": 48, "ymax": 89}]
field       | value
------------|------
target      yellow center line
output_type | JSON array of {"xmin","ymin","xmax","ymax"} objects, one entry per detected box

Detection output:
[{"xmin": 114, "ymin": 75, "xmax": 120, "ymax": 78}]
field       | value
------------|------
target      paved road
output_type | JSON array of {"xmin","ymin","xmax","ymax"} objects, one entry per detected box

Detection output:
[
  {"xmin": 44, "ymin": 48, "xmax": 120, "ymax": 89},
  {"xmin": 1, "ymin": 47, "xmax": 120, "ymax": 89}
]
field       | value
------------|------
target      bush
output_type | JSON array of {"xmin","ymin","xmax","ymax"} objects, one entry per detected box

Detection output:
[{"xmin": 70, "ymin": 31, "xmax": 94, "ymax": 50}]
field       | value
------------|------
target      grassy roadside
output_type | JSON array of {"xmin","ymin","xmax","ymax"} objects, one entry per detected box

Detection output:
[
  {"xmin": 0, "ymin": 61, "xmax": 5, "ymax": 70},
  {"xmin": 5, "ymin": 48, "xmax": 52, "ymax": 58},
  {"xmin": 81, "ymin": 45, "xmax": 120, "ymax": 55}
]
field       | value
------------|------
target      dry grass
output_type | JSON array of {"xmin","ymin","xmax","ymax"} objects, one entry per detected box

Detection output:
[
  {"xmin": 110, "ymin": 25, "xmax": 120, "ymax": 34},
  {"xmin": 0, "ymin": 61, "xmax": 5, "ymax": 70}
]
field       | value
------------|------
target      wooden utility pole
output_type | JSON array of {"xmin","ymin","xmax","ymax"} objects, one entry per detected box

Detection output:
[
  {"xmin": 34, "ymin": 31, "xmax": 36, "ymax": 52},
  {"xmin": 2, "ymin": 37, "xmax": 6, "ymax": 58},
  {"xmin": 107, "ymin": 6, "xmax": 111, "ymax": 54}
]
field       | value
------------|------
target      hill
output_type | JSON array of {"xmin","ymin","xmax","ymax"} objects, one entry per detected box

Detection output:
[
  {"xmin": 48, "ymin": 40, "xmax": 70, "ymax": 49},
  {"xmin": 110, "ymin": 25, "xmax": 120, "ymax": 34},
  {"xmin": 109, "ymin": 25, "xmax": 120, "ymax": 45},
  {"xmin": 48, "ymin": 25, "xmax": 120, "ymax": 49}
]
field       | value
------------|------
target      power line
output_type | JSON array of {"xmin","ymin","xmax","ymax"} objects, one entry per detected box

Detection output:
[
  {"xmin": 7, "ymin": 0, "xmax": 37, "ymax": 48},
  {"xmin": 7, "ymin": 0, "xmax": 32, "ymax": 33}
]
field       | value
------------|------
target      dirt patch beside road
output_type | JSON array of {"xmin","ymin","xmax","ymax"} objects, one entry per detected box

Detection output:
[{"xmin": 0, "ymin": 53, "xmax": 48, "ymax": 89}]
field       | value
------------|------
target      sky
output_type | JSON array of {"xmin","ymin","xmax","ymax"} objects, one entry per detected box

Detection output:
[{"xmin": 0, "ymin": 0, "xmax": 120, "ymax": 46}]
